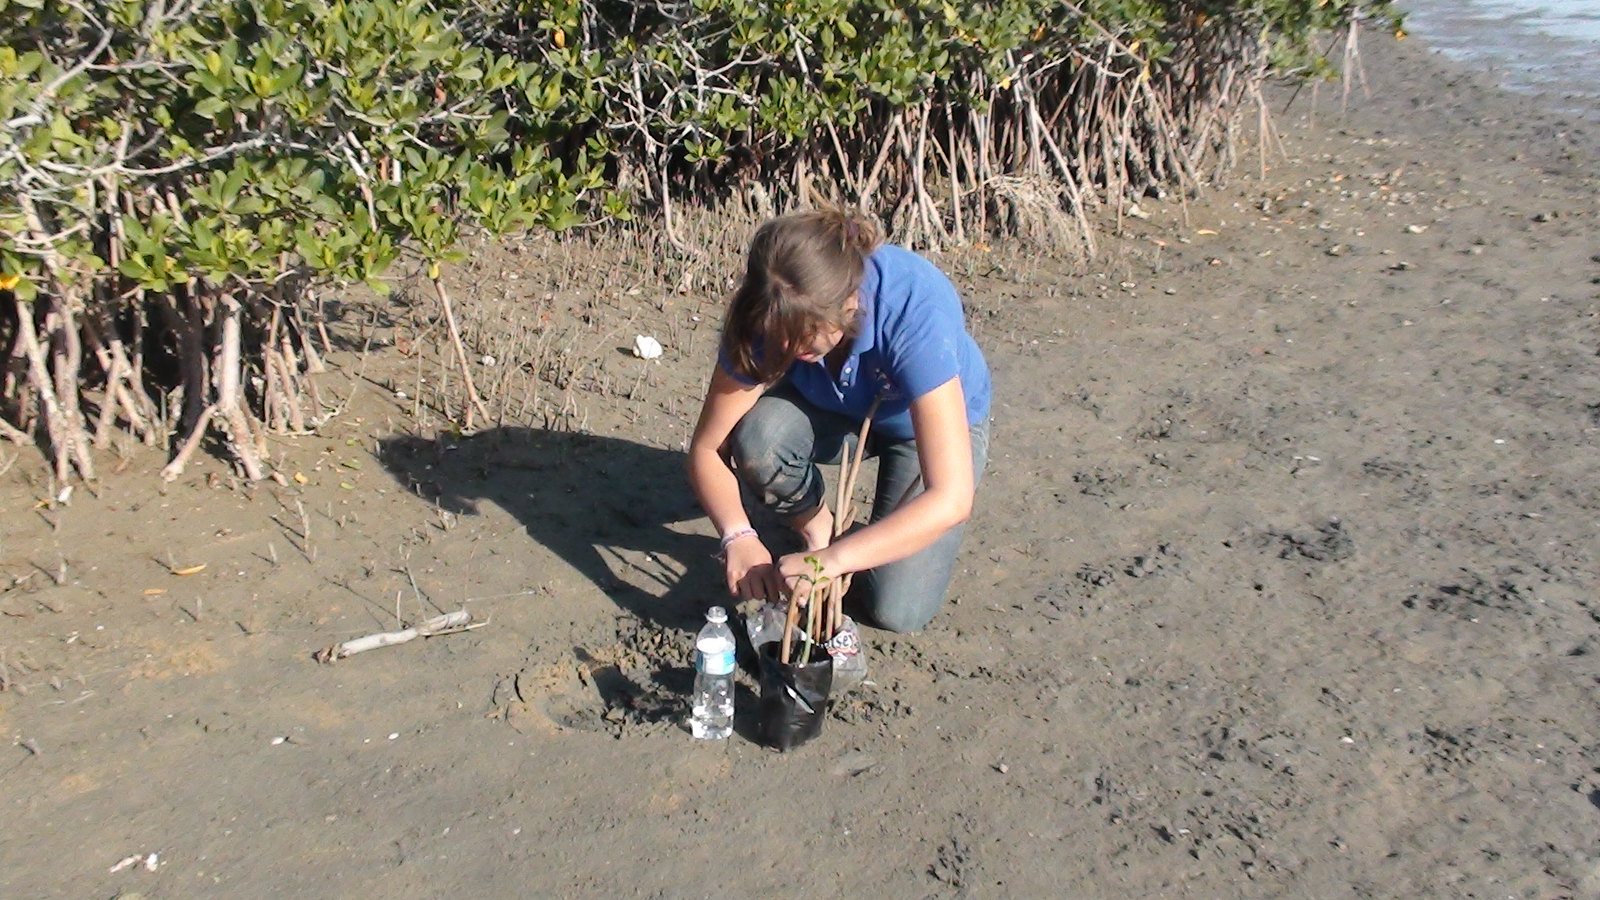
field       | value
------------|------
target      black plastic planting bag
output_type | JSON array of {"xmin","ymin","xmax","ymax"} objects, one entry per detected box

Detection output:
[{"xmin": 756, "ymin": 641, "xmax": 834, "ymax": 751}]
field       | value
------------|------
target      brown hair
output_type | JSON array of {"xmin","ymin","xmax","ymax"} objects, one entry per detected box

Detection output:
[{"xmin": 720, "ymin": 206, "xmax": 883, "ymax": 384}]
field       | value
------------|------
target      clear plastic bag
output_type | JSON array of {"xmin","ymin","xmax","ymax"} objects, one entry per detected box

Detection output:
[{"xmin": 744, "ymin": 601, "xmax": 867, "ymax": 693}]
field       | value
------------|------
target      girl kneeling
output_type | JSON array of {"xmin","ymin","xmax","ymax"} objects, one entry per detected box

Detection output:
[{"xmin": 687, "ymin": 208, "xmax": 991, "ymax": 633}]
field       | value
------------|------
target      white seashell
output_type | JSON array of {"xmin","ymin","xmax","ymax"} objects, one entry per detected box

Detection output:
[{"xmin": 632, "ymin": 335, "xmax": 663, "ymax": 360}]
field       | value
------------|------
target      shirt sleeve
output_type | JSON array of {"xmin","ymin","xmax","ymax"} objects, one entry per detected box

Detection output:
[
  {"xmin": 717, "ymin": 334, "xmax": 777, "ymax": 387},
  {"xmin": 716, "ymin": 347, "xmax": 760, "ymax": 386},
  {"xmin": 881, "ymin": 267, "xmax": 964, "ymax": 401}
]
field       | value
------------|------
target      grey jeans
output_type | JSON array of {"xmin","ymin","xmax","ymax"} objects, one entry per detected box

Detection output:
[{"xmin": 728, "ymin": 384, "xmax": 990, "ymax": 633}]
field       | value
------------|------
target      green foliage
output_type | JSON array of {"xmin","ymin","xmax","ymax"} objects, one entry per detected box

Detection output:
[
  {"xmin": 507, "ymin": 0, "xmax": 1399, "ymax": 193},
  {"xmin": 0, "ymin": 0, "xmax": 607, "ymax": 299},
  {"xmin": 1, "ymin": 0, "xmax": 1398, "ymax": 297}
]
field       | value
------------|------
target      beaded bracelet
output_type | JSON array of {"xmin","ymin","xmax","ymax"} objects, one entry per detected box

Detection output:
[{"xmin": 716, "ymin": 527, "xmax": 759, "ymax": 559}]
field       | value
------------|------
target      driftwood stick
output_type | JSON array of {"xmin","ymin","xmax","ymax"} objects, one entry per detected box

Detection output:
[
  {"xmin": 828, "ymin": 447, "xmax": 852, "ymax": 642},
  {"xmin": 780, "ymin": 588, "xmax": 802, "ymax": 665},
  {"xmin": 828, "ymin": 398, "xmax": 881, "ymax": 639},
  {"xmin": 803, "ymin": 592, "xmax": 819, "ymax": 664},
  {"xmin": 316, "ymin": 610, "xmax": 475, "ymax": 663},
  {"xmin": 838, "ymin": 398, "xmax": 880, "ymax": 529}
]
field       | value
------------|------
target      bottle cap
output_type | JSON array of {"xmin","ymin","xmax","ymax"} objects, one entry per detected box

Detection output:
[{"xmin": 706, "ymin": 606, "xmax": 728, "ymax": 624}]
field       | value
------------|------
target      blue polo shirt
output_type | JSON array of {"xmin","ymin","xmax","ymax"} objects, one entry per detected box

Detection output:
[{"xmin": 724, "ymin": 244, "xmax": 991, "ymax": 441}]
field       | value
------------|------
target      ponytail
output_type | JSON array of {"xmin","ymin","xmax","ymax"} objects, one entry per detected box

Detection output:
[{"xmin": 813, "ymin": 205, "xmax": 882, "ymax": 258}]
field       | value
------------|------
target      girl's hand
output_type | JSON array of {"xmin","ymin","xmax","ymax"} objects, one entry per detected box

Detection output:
[
  {"xmin": 791, "ymin": 503, "xmax": 835, "ymax": 552},
  {"xmin": 725, "ymin": 534, "xmax": 785, "ymax": 603},
  {"xmin": 777, "ymin": 551, "xmax": 845, "ymax": 608}
]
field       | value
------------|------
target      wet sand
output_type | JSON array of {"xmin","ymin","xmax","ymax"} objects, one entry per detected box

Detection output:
[{"xmin": 3, "ymin": 29, "xmax": 1598, "ymax": 899}]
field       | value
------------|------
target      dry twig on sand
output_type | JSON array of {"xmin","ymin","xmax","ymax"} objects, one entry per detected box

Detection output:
[{"xmin": 315, "ymin": 610, "xmax": 479, "ymax": 663}]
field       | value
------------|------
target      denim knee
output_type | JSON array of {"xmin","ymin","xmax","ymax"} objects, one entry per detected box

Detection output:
[
  {"xmin": 849, "ymin": 558, "xmax": 951, "ymax": 634},
  {"xmin": 847, "ymin": 517, "xmax": 968, "ymax": 633},
  {"xmin": 729, "ymin": 408, "xmax": 824, "ymax": 517},
  {"xmin": 863, "ymin": 594, "xmax": 940, "ymax": 633}
]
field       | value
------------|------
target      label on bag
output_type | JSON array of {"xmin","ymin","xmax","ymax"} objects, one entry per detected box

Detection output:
[{"xmin": 825, "ymin": 628, "xmax": 860, "ymax": 658}]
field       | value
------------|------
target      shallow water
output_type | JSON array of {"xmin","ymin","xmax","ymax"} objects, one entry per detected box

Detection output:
[{"xmin": 1400, "ymin": 0, "xmax": 1600, "ymax": 119}]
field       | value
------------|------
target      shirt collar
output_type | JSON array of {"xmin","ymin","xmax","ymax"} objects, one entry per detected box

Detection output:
[{"xmin": 849, "ymin": 255, "xmax": 880, "ymax": 356}]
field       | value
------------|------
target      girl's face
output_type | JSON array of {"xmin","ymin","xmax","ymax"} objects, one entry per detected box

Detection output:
[
  {"xmin": 792, "ymin": 294, "xmax": 857, "ymax": 363},
  {"xmin": 793, "ymin": 322, "xmax": 845, "ymax": 363}
]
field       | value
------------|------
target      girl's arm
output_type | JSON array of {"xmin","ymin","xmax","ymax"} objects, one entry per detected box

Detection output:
[
  {"xmin": 686, "ymin": 366, "xmax": 787, "ymax": 602},
  {"xmin": 780, "ymin": 377, "xmax": 974, "ymax": 592}
]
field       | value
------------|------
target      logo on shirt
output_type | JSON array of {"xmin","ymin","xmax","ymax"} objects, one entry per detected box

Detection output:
[{"xmin": 871, "ymin": 367, "xmax": 904, "ymax": 403}]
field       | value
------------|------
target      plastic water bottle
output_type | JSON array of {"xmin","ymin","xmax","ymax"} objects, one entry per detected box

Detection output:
[{"xmin": 690, "ymin": 606, "xmax": 736, "ymax": 739}]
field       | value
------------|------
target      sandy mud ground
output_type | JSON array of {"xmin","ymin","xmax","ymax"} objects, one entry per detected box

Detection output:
[{"xmin": 3, "ymin": 32, "xmax": 1598, "ymax": 899}]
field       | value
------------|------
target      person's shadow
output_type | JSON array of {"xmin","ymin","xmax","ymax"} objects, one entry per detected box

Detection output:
[{"xmin": 377, "ymin": 426, "xmax": 770, "ymax": 741}]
